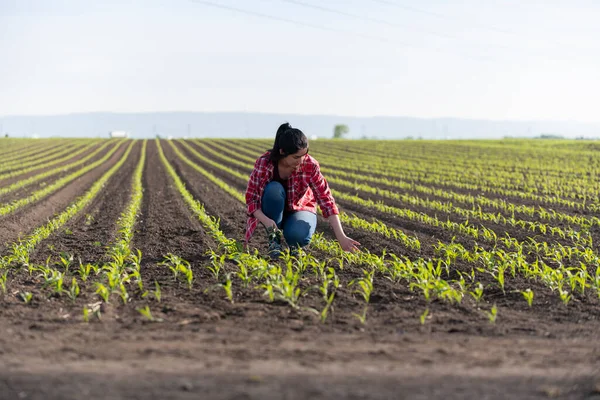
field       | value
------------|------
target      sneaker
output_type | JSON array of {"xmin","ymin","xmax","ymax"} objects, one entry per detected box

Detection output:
[{"xmin": 266, "ymin": 227, "xmax": 283, "ymax": 260}]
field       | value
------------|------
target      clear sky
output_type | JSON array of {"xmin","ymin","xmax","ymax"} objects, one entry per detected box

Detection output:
[{"xmin": 1, "ymin": 0, "xmax": 599, "ymax": 122}]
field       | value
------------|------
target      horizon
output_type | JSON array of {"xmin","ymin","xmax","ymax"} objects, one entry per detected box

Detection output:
[
  {"xmin": 1, "ymin": 110, "xmax": 599, "ymax": 126},
  {"xmin": 1, "ymin": 110, "xmax": 599, "ymax": 140}
]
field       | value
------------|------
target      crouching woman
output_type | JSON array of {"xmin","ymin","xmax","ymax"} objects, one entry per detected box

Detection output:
[{"xmin": 244, "ymin": 122, "xmax": 360, "ymax": 259}]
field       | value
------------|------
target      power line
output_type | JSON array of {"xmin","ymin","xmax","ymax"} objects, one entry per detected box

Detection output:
[
  {"xmin": 189, "ymin": 0, "xmax": 412, "ymax": 47},
  {"xmin": 188, "ymin": 0, "xmax": 494, "ymax": 62},
  {"xmin": 371, "ymin": 0, "xmax": 600, "ymax": 55},
  {"xmin": 281, "ymin": 0, "xmax": 580, "ymax": 63},
  {"xmin": 368, "ymin": 0, "xmax": 518, "ymax": 36},
  {"xmin": 280, "ymin": 0, "xmax": 461, "ymax": 41}
]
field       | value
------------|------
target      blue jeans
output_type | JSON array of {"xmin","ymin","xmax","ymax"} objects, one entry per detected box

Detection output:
[{"xmin": 261, "ymin": 181, "xmax": 317, "ymax": 248}]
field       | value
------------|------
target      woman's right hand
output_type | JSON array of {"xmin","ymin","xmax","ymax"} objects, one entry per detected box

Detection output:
[
  {"xmin": 253, "ymin": 210, "xmax": 278, "ymax": 231},
  {"xmin": 262, "ymin": 218, "xmax": 278, "ymax": 231}
]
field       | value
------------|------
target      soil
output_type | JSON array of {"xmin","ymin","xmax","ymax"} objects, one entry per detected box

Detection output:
[
  {"xmin": 0, "ymin": 142, "xmax": 129, "ymax": 254},
  {"xmin": 0, "ymin": 141, "xmax": 118, "ymax": 205},
  {"xmin": 0, "ymin": 139, "xmax": 599, "ymax": 400}
]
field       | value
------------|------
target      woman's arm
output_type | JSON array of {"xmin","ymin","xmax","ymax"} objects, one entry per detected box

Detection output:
[
  {"xmin": 327, "ymin": 214, "xmax": 360, "ymax": 252},
  {"xmin": 252, "ymin": 209, "xmax": 277, "ymax": 230},
  {"xmin": 308, "ymin": 159, "xmax": 360, "ymax": 252}
]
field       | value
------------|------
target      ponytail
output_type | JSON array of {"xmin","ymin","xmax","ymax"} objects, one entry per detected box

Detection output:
[{"xmin": 269, "ymin": 122, "xmax": 308, "ymax": 162}]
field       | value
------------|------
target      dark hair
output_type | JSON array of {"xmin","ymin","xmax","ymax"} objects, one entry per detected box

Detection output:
[{"xmin": 269, "ymin": 123, "xmax": 308, "ymax": 162}]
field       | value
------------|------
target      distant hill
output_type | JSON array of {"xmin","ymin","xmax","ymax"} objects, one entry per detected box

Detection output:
[{"xmin": 1, "ymin": 111, "xmax": 599, "ymax": 140}]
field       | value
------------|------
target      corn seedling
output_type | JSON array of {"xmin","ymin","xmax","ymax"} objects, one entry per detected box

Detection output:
[
  {"xmin": 486, "ymin": 304, "xmax": 498, "ymax": 324},
  {"xmin": 0, "ymin": 271, "xmax": 8, "ymax": 295},
  {"xmin": 207, "ymin": 249, "xmax": 226, "ymax": 280},
  {"xmin": 118, "ymin": 283, "xmax": 130, "ymax": 304},
  {"xmin": 236, "ymin": 262, "xmax": 252, "ymax": 288},
  {"xmin": 41, "ymin": 268, "xmax": 65, "ymax": 297},
  {"xmin": 95, "ymin": 282, "xmax": 111, "ymax": 303},
  {"xmin": 77, "ymin": 262, "xmax": 97, "ymax": 282},
  {"xmin": 153, "ymin": 281, "xmax": 162, "ymax": 302},
  {"xmin": 349, "ymin": 268, "xmax": 375, "ymax": 324},
  {"xmin": 84, "ymin": 214, "xmax": 95, "ymax": 226},
  {"xmin": 83, "ymin": 302, "xmax": 102, "ymax": 322},
  {"xmin": 420, "ymin": 308, "xmax": 430, "ymax": 325},
  {"xmin": 19, "ymin": 291, "xmax": 33, "ymax": 304},
  {"xmin": 470, "ymin": 283, "xmax": 484, "ymax": 303},
  {"xmin": 222, "ymin": 273, "xmax": 234, "ymax": 303},
  {"xmin": 160, "ymin": 253, "xmax": 193, "ymax": 287},
  {"xmin": 559, "ymin": 289, "xmax": 571, "ymax": 305},
  {"xmin": 521, "ymin": 288, "xmax": 534, "ymax": 307},
  {"xmin": 67, "ymin": 277, "xmax": 80, "ymax": 303},
  {"xmin": 137, "ymin": 305, "xmax": 160, "ymax": 322},
  {"xmin": 319, "ymin": 267, "xmax": 340, "ymax": 323}
]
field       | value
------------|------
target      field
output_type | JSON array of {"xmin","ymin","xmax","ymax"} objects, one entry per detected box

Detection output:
[{"xmin": 1, "ymin": 137, "xmax": 600, "ymax": 399}]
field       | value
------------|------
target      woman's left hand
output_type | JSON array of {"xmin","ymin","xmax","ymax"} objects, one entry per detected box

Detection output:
[{"xmin": 338, "ymin": 235, "xmax": 361, "ymax": 252}]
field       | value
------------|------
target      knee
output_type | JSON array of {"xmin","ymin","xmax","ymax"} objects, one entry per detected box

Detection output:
[
  {"xmin": 284, "ymin": 225, "xmax": 313, "ymax": 248},
  {"xmin": 263, "ymin": 181, "xmax": 285, "ymax": 200}
]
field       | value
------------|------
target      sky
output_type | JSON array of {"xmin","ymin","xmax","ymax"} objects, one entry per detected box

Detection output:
[{"xmin": 1, "ymin": 0, "xmax": 600, "ymax": 122}]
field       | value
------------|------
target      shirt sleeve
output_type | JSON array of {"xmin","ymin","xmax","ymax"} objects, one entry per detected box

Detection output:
[
  {"xmin": 309, "ymin": 159, "xmax": 339, "ymax": 218},
  {"xmin": 246, "ymin": 156, "xmax": 267, "ymax": 216}
]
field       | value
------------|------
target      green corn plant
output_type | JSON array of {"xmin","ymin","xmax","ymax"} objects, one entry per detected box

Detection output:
[
  {"xmin": 160, "ymin": 253, "xmax": 192, "ymax": 284},
  {"xmin": 319, "ymin": 268, "xmax": 340, "ymax": 323},
  {"xmin": 19, "ymin": 291, "xmax": 33, "ymax": 304},
  {"xmin": 41, "ymin": 269, "xmax": 65, "ymax": 297},
  {"xmin": 470, "ymin": 283, "xmax": 484, "ymax": 303},
  {"xmin": 569, "ymin": 267, "xmax": 590, "ymax": 295},
  {"xmin": 118, "ymin": 283, "xmax": 130, "ymax": 304},
  {"xmin": 0, "ymin": 271, "xmax": 8, "ymax": 295},
  {"xmin": 128, "ymin": 249, "xmax": 143, "ymax": 272},
  {"xmin": 350, "ymin": 268, "xmax": 375, "ymax": 304},
  {"xmin": 486, "ymin": 304, "xmax": 498, "ymax": 324},
  {"xmin": 95, "ymin": 282, "xmax": 111, "ymax": 303},
  {"xmin": 84, "ymin": 302, "xmax": 102, "ymax": 322},
  {"xmin": 67, "ymin": 277, "xmax": 80, "ymax": 303},
  {"xmin": 420, "ymin": 308, "xmax": 430, "ymax": 325},
  {"xmin": 521, "ymin": 288, "xmax": 534, "ymax": 307},
  {"xmin": 559, "ymin": 289, "xmax": 571, "ymax": 305},
  {"xmin": 310, "ymin": 258, "xmax": 327, "ymax": 280},
  {"xmin": 349, "ymin": 268, "xmax": 375, "ymax": 324},
  {"xmin": 207, "ymin": 250, "xmax": 226, "ymax": 281},
  {"xmin": 595, "ymin": 267, "xmax": 600, "ymax": 299},
  {"xmin": 236, "ymin": 262, "xmax": 252, "ymax": 288},
  {"xmin": 77, "ymin": 261, "xmax": 90, "ymax": 281},
  {"xmin": 180, "ymin": 263, "xmax": 194, "ymax": 289},
  {"xmin": 272, "ymin": 269, "xmax": 303, "ymax": 308},
  {"xmin": 260, "ymin": 265, "xmax": 307, "ymax": 309},
  {"xmin": 58, "ymin": 252, "xmax": 73, "ymax": 274},
  {"xmin": 10, "ymin": 242, "xmax": 29, "ymax": 268},
  {"xmin": 105, "ymin": 268, "xmax": 122, "ymax": 292},
  {"xmin": 126, "ymin": 269, "xmax": 144, "ymax": 292},
  {"xmin": 84, "ymin": 214, "xmax": 95, "ymax": 226},
  {"xmin": 137, "ymin": 305, "xmax": 159, "ymax": 322},
  {"xmin": 221, "ymin": 273, "xmax": 234, "ymax": 303},
  {"xmin": 153, "ymin": 281, "xmax": 162, "ymax": 302}
]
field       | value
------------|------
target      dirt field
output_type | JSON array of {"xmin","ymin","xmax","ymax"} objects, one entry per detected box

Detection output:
[{"xmin": 1, "ymin": 139, "xmax": 599, "ymax": 400}]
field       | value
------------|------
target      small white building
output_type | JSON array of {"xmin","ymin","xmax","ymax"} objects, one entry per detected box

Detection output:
[{"xmin": 109, "ymin": 130, "xmax": 129, "ymax": 138}]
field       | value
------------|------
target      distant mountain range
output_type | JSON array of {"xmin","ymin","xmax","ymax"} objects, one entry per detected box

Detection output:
[{"xmin": 1, "ymin": 111, "xmax": 599, "ymax": 140}]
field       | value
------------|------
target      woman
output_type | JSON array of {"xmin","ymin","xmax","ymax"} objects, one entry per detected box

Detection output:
[{"xmin": 245, "ymin": 122, "xmax": 360, "ymax": 259}]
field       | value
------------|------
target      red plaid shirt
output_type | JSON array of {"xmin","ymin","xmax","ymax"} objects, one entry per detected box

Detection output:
[{"xmin": 245, "ymin": 151, "xmax": 339, "ymax": 244}]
